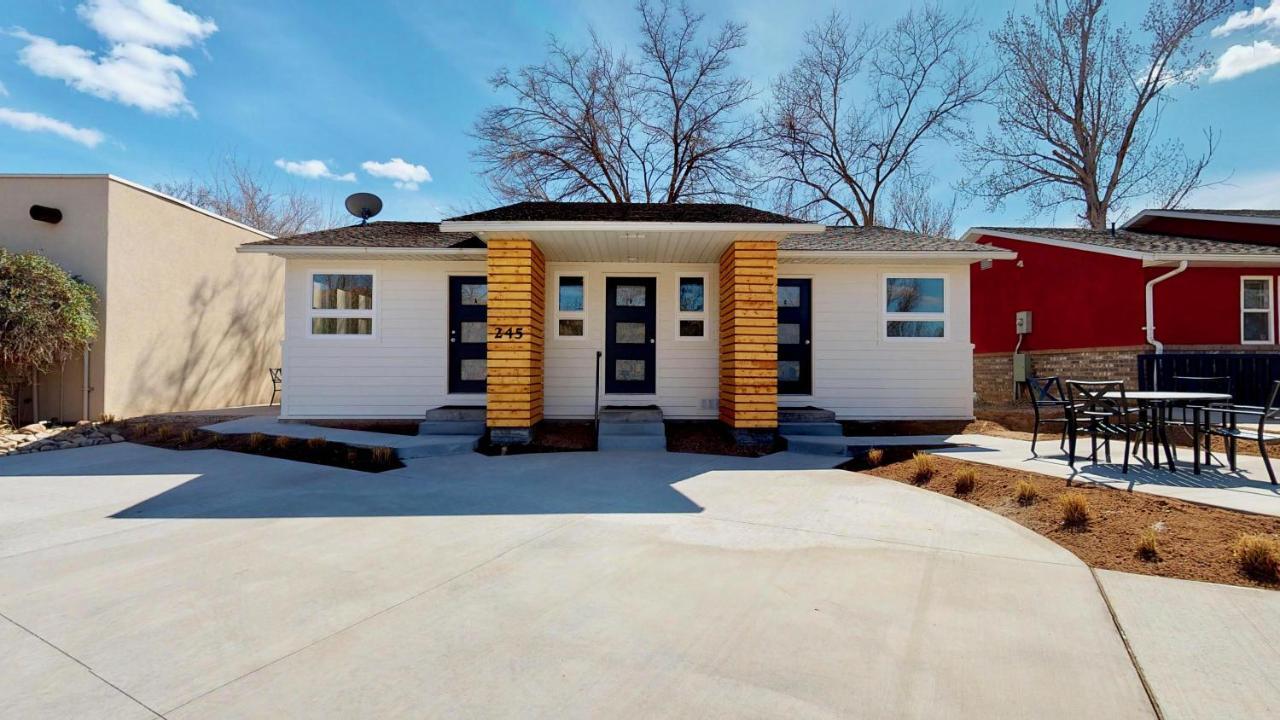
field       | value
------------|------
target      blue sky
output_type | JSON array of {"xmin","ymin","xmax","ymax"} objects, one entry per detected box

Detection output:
[{"xmin": 1, "ymin": 0, "xmax": 1278, "ymax": 232}]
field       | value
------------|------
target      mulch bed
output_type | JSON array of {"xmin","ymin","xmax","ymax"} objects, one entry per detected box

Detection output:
[
  {"xmin": 112, "ymin": 417, "xmax": 403, "ymax": 472},
  {"xmin": 847, "ymin": 449, "xmax": 1280, "ymax": 590},
  {"xmin": 477, "ymin": 420, "xmax": 596, "ymax": 455},
  {"xmin": 666, "ymin": 421, "xmax": 782, "ymax": 457}
]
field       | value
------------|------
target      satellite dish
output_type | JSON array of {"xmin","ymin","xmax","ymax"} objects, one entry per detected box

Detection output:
[{"xmin": 344, "ymin": 192, "xmax": 383, "ymax": 225}]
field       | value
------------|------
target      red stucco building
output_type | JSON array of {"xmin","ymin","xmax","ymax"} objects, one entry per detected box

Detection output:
[{"xmin": 964, "ymin": 209, "xmax": 1280, "ymax": 405}]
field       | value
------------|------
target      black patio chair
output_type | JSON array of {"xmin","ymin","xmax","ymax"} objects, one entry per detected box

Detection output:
[
  {"xmin": 269, "ymin": 367, "xmax": 283, "ymax": 406},
  {"xmin": 1025, "ymin": 375, "xmax": 1073, "ymax": 456},
  {"xmin": 1194, "ymin": 379, "xmax": 1280, "ymax": 484},
  {"xmin": 1065, "ymin": 380, "xmax": 1152, "ymax": 473}
]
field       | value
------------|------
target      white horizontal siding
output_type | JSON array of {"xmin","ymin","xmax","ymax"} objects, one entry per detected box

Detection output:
[
  {"xmin": 782, "ymin": 263, "xmax": 974, "ymax": 420},
  {"xmin": 281, "ymin": 259, "xmax": 486, "ymax": 418},
  {"xmin": 544, "ymin": 262, "xmax": 720, "ymax": 419}
]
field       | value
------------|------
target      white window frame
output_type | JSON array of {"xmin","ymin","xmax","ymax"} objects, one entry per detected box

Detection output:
[
  {"xmin": 553, "ymin": 272, "xmax": 588, "ymax": 340},
  {"xmin": 307, "ymin": 269, "xmax": 377, "ymax": 339},
  {"xmin": 675, "ymin": 272, "xmax": 709, "ymax": 341},
  {"xmin": 1240, "ymin": 275, "xmax": 1274, "ymax": 345},
  {"xmin": 882, "ymin": 273, "xmax": 948, "ymax": 342}
]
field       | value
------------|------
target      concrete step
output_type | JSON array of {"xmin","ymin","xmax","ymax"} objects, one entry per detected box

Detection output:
[
  {"xmin": 418, "ymin": 420, "xmax": 486, "ymax": 436},
  {"xmin": 598, "ymin": 434, "xmax": 667, "ymax": 451},
  {"xmin": 599, "ymin": 405, "xmax": 664, "ymax": 423},
  {"xmin": 778, "ymin": 422, "xmax": 843, "ymax": 436},
  {"xmin": 423, "ymin": 405, "xmax": 485, "ymax": 422},
  {"xmin": 598, "ymin": 421, "xmax": 665, "ymax": 436},
  {"xmin": 779, "ymin": 406, "xmax": 837, "ymax": 424}
]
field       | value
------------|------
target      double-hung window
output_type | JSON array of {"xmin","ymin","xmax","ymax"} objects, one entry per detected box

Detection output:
[
  {"xmin": 310, "ymin": 272, "xmax": 374, "ymax": 336},
  {"xmin": 884, "ymin": 275, "xmax": 947, "ymax": 340},
  {"xmin": 677, "ymin": 275, "xmax": 707, "ymax": 339},
  {"xmin": 555, "ymin": 274, "xmax": 586, "ymax": 338},
  {"xmin": 1241, "ymin": 276, "xmax": 1274, "ymax": 344}
]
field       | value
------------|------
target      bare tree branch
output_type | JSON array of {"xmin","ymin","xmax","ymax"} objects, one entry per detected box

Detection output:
[
  {"xmin": 759, "ymin": 5, "xmax": 991, "ymax": 226},
  {"xmin": 963, "ymin": 0, "xmax": 1229, "ymax": 229},
  {"xmin": 471, "ymin": 1, "xmax": 758, "ymax": 204},
  {"xmin": 888, "ymin": 172, "xmax": 958, "ymax": 238},
  {"xmin": 156, "ymin": 155, "xmax": 333, "ymax": 236}
]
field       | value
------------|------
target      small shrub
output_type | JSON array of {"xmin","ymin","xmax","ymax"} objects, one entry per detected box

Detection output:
[
  {"xmin": 1136, "ymin": 528, "xmax": 1161, "ymax": 562},
  {"xmin": 1014, "ymin": 479, "xmax": 1039, "ymax": 506},
  {"xmin": 306, "ymin": 436, "xmax": 327, "ymax": 449},
  {"xmin": 273, "ymin": 435, "xmax": 292, "ymax": 450},
  {"xmin": 1233, "ymin": 534, "xmax": 1280, "ymax": 582},
  {"xmin": 1058, "ymin": 492, "xmax": 1091, "ymax": 529},
  {"xmin": 372, "ymin": 446, "xmax": 395, "ymax": 465},
  {"xmin": 910, "ymin": 452, "xmax": 936, "ymax": 484},
  {"xmin": 953, "ymin": 468, "xmax": 977, "ymax": 495},
  {"xmin": 98, "ymin": 413, "xmax": 116, "ymax": 424},
  {"xmin": 179, "ymin": 428, "xmax": 196, "ymax": 445},
  {"xmin": 248, "ymin": 432, "xmax": 267, "ymax": 451},
  {"xmin": 865, "ymin": 448, "xmax": 885, "ymax": 467}
]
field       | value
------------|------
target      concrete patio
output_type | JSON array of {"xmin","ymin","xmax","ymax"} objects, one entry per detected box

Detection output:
[{"xmin": 0, "ymin": 442, "xmax": 1162, "ymax": 719}]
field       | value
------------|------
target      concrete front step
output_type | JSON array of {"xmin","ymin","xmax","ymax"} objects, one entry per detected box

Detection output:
[
  {"xmin": 778, "ymin": 422, "xmax": 843, "ymax": 436},
  {"xmin": 599, "ymin": 405, "xmax": 664, "ymax": 423},
  {"xmin": 598, "ymin": 434, "xmax": 667, "ymax": 451},
  {"xmin": 418, "ymin": 420, "xmax": 486, "ymax": 436},
  {"xmin": 423, "ymin": 405, "xmax": 486, "ymax": 422},
  {"xmin": 599, "ymin": 421, "xmax": 665, "ymax": 436}
]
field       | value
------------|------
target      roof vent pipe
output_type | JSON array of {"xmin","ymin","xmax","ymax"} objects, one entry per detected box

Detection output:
[
  {"xmin": 1110, "ymin": 222, "xmax": 1116, "ymax": 237},
  {"xmin": 30, "ymin": 205, "xmax": 62, "ymax": 224}
]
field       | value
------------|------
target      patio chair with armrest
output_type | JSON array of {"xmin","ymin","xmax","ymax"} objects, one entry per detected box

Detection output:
[
  {"xmin": 1025, "ymin": 375, "xmax": 1074, "ymax": 456},
  {"xmin": 269, "ymin": 367, "xmax": 283, "ymax": 406},
  {"xmin": 1194, "ymin": 379, "xmax": 1280, "ymax": 484},
  {"xmin": 1065, "ymin": 380, "xmax": 1152, "ymax": 473}
]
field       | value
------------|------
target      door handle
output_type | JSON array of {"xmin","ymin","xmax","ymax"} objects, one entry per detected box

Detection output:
[
  {"xmin": 649, "ymin": 338, "xmax": 655, "ymax": 344},
  {"xmin": 804, "ymin": 339, "xmax": 811, "ymax": 345}
]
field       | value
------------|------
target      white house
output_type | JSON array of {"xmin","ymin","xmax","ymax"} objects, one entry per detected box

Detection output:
[{"xmin": 238, "ymin": 202, "xmax": 1011, "ymax": 446}]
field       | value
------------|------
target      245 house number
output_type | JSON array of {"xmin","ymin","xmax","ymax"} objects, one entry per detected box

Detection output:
[{"xmin": 493, "ymin": 326, "xmax": 525, "ymax": 339}]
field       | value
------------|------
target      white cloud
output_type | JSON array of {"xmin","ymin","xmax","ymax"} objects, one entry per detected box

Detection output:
[
  {"xmin": 1184, "ymin": 170, "xmax": 1280, "ymax": 209},
  {"xmin": 0, "ymin": 107, "xmax": 104, "ymax": 147},
  {"xmin": 1211, "ymin": 40, "xmax": 1280, "ymax": 81},
  {"xmin": 274, "ymin": 158, "xmax": 356, "ymax": 182},
  {"xmin": 361, "ymin": 157, "xmax": 432, "ymax": 191},
  {"xmin": 77, "ymin": 0, "xmax": 217, "ymax": 49},
  {"xmin": 1212, "ymin": 0, "xmax": 1280, "ymax": 38}
]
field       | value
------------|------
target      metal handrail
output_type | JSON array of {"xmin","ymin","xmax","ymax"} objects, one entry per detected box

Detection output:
[{"xmin": 593, "ymin": 350, "xmax": 603, "ymax": 451}]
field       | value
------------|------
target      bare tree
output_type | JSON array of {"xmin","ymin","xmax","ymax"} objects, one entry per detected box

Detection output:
[
  {"xmin": 156, "ymin": 156, "xmax": 333, "ymax": 237},
  {"xmin": 888, "ymin": 172, "xmax": 957, "ymax": 238},
  {"xmin": 964, "ymin": 0, "xmax": 1229, "ymax": 229},
  {"xmin": 760, "ymin": 6, "xmax": 991, "ymax": 226},
  {"xmin": 472, "ymin": 0, "xmax": 757, "ymax": 203}
]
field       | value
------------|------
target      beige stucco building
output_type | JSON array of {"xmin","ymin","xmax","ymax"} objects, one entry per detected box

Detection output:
[{"xmin": 1, "ymin": 174, "xmax": 283, "ymax": 422}]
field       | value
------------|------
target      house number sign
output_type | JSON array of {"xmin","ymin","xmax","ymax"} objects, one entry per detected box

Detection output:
[{"xmin": 493, "ymin": 326, "xmax": 525, "ymax": 339}]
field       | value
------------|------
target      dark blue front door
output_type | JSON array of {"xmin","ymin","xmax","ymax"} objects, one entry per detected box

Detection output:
[
  {"xmin": 605, "ymin": 277, "xmax": 657, "ymax": 394},
  {"xmin": 448, "ymin": 276, "xmax": 488, "ymax": 394},
  {"xmin": 777, "ymin": 278, "xmax": 812, "ymax": 395}
]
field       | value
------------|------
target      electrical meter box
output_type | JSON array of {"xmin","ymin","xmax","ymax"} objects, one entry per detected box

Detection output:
[
  {"xmin": 1012, "ymin": 353, "xmax": 1033, "ymax": 383},
  {"xmin": 1015, "ymin": 310, "xmax": 1033, "ymax": 334}
]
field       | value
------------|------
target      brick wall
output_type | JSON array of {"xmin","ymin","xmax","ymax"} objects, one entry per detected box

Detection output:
[{"xmin": 974, "ymin": 346, "xmax": 1144, "ymax": 406}]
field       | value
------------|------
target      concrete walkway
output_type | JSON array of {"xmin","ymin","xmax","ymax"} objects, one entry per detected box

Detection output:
[
  {"xmin": 0, "ymin": 443, "xmax": 1155, "ymax": 719},
  {"xmin": 1097, "ymin": 571, "xmax": 1280, "ymax": 720},
  {"xmin": 920, "ymin": 434, "xmax": 1280, "ymax": 517},
  {"xmin": 200, "ymin": 416, "xmax": 477, "ymax": 459}
]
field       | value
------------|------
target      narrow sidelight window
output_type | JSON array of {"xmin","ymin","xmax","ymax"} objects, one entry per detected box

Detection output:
[
  {"xmin": 1242, "ymin": 276, "xmax": 1274, "ymax": 344},
  {"xmin": 310, "ymin": 273, "xmax": 374, "ymax": 335},
  {"xmin": 555, "ymin": 274, "xmax": 586, "ymax": 338},
  {"xmin": 676, "ymin": 275, "xmax": 707, "ymax": 339}
]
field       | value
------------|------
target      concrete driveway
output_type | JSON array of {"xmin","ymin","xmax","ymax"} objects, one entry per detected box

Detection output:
[{"xmin": 0, "ymin": 443, "xmax": 1153, "ymax": 719}]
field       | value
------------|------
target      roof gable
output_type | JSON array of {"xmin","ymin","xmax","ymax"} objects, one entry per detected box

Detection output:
[{"xmin": 445, "ymin": 201, "xmax": 803, "ymax": 224}]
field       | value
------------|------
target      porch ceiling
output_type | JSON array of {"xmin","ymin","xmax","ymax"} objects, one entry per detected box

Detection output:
[{"xmin": 442, "ymin": 227, "xmax": 820, "ymax": 263}]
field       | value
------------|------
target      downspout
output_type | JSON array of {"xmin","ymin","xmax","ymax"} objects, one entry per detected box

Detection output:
[
  {"xmin": 1144, "ymin": 260, "xmax": 1188, "ymax": 390},
  {"xmin": 83, "ymin": 349, "xmax": 91, "ymax": 421}
]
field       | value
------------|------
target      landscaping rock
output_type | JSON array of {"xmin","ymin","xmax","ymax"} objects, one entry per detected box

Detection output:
[{"xmin": 17, "ymin": 423, "xmax": 45, "ymax": 435}]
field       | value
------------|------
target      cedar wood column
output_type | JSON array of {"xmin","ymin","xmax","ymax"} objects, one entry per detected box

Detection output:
[
  {"xmin": 718, "ymin": 239, "xmax": 778, "ymax": 439},
  {"xmin": 486, "ymin": 238, "xmax": 545, "ymax": 443}
]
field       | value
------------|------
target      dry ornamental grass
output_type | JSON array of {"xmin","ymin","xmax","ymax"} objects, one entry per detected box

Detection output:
[
  {"xmin": 910, "ymin": 452, "xmax": 936, "ymax": 484},
  {"xmin": 1136, "ymin": 528, "xmax": 1161, "ymax": 562},
  {"xmin": 953, "ymin": 468, "xmax": 977, "ymax": 495},
  {"xmin": 1058, "ymin": 492, "xmax": 1091, "ymax": 529},
  {"xmin": 306, "ymin": 436, "xmax": 327, "ymax": 449},
  {"xmin": 1234, "ymin": 535, "xmax": 1280, "ymax": 583},
  {"xmin": 1014, "ymin": 479, "xmax": 1038, "ymax": 506},
  {"xmin": 865, "ymin": 448, "xmax": 885, "ymax": 467}
]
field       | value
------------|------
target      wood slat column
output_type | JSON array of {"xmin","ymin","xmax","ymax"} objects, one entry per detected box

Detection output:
[
  {"xmin": 718, "ymin": 240, "xmax": 778, "ymax": 435},
  {"xmin": 486, "ymin": 238, "xmax": 545, "ymax": 443}
]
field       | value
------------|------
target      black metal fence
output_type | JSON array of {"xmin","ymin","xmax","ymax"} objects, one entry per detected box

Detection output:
[{"xmin": 1137, "ymin": 353, "xmax": 1280, "ymax": 405}]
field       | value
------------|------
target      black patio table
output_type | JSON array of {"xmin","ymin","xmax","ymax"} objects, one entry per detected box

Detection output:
[{"xmin": 1103, "ymin": 391, "xmax": 1232, "ymax": 472}]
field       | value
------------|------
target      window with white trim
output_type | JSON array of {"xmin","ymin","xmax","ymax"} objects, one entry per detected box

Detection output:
[
  {"xmin": 555, "ymin": 274, "xmax": 586, "ymax": 338},
  {"xmin": 884, "ymin": 275, "xmax": 946, "ymax": 339},
  {"xmin": 309, "ymin": 273, "xmax": 374, "ymax": 335},
  {"xmin": 1241, "ymin": 276, "xmax": 1274, "ymax": 344},
  {"xmin": 677, "ymin": 275, "xmax": 707, "ymax": 339}
]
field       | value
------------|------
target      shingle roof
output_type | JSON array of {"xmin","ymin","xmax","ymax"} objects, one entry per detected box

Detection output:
[
  {"xmin": 972, "ymin": 227, "xmax": 1280, "ymax": 256},
  {"xmin": 1159, "ymin": 209, "xmax": 1280, "ymax": 219},
  {"xmin": 243, "ymin": 221, "xmax": 483, "ymax": 248},
  {"xmin": 780, "ymin": 225, "xmax": 995, "ymax": 252},
  {"xmin": 445, "ymin": 201, "xmax": 804, "ymax": 224}
]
